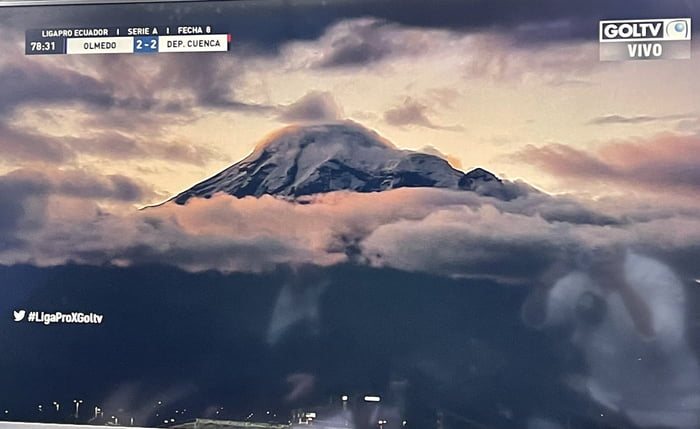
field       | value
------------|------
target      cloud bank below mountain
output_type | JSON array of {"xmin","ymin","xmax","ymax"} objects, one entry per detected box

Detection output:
[{"xmin": 2, "ymin": 176, "xmax": 699, "ymax": 284}]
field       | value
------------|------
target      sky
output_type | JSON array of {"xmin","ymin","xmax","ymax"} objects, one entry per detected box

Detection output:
[{"xmin": 0, "ymin": 0, "xmax": 699, "ymax": 281}]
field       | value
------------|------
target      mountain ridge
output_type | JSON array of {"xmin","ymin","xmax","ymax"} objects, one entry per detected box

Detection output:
[{"xmin": 158, "ymin": 121, "xmax": 523, "ymax": 206}]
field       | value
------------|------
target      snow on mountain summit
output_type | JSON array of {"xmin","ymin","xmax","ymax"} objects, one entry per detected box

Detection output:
[{"xmin": 168, "ymin": 121, "xmax": 522, "ymax": 205}]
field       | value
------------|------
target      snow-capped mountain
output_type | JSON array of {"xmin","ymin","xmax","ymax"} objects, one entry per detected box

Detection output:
[{"xmin": 169, "ymin": 121, "xmax": 521, "ymax": 205}]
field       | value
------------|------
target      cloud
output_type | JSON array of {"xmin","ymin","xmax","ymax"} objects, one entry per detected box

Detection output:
[
  {"xmin": 0, "ymin": 62, "xmax": 115, "ymax": 115},
  {"xmin": 65, "ymin": 131, "xmax": 222, "ymax": 166},
  {"xmin": 425, "ymin": 88, "xmax": 461, "ymax": 109},
  {"xmin": 518, "ymin": 143, "xmax": 614, "ymax": 178},
  {"xmin": 281, "ymin": 18, "xmax": 459, "ymax": 70},
  {"xmin": 302, "ymin": 18, "xmax": 410, "ymax": 68},
  {"xmin": 460, "ymin": 34, "xmax": 601, "ymax": 82},
  {"xmin": 0, "ymin": 43, "xmax": 273, "ymax": 143},
  {"xmin": 677, "ymin": 117, "xmax": 700, "ymax": 133},
  {"xmin": 9, "ymin": 0, "xmax": 695, "ymax": 51},
  {"xmin": 0, "ymin": 50, "xmax": 247, "ymax": 168},
  {"xmin": 1, "ymin": 181, "xmax": 698, "ymax": 285},
  {"xmin": 0, "ymin": 124, "xmax": 220, "ymax": 166},
  {"xmin": 518, "ymin": 133, "xmax": 700, "ymax": 196},
  {"xmin": 0, "ymin": 173, "xmax": 49, "ymax": 250},
  {"xmin": 0, "ymin": 168, "xmax": 152, "ymax": 203},
  {"xmin": 289, "ymin": 19, "xmax": 424, "ymax": 70},
  {"xmin": 0, "ymin": 167, "xmax": 152, "ymax": 252},
  {"xmin": 384, "ymin": 97, "xmax": 434, "ymax": 128},
  {"xmin": 145, "ymin": 53, "xmax": 273, "ymax": 112},
  {"xmin": 0, "ymin": 121, "xmax": 74, "ymax": 164},
  {"xmin": 360, "ymin": 204, "xmax": 563, "ymax": 281},
  {"xmin": 588, "ymin": 114, "xmax": 693, "ymax": 126},
  {"xmin": 384, "ymin": 97, "xmax": 463, "ymax": 131},
  {"xmin": 48, "ymin": 170, "xmax": 150, "ymax": 202},
  {"xmin": 418, "ymin": 145, "xmax": 463, "ymax": 169},
  {"xmin": 278, "ymin": 91, "xmax": 343, "ymax": 123},
  {"xmin": 282, "ymin": 18, "xmax": 602, "ymax": 84}
]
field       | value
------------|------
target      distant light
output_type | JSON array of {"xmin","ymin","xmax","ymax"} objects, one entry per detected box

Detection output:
[
  {"xmin": 157, "ymin": 401, "xmax": 162, "ymax": 405},
  {"xmin": 341, "ymin": 395, "xmax": 349, "ymax": 401},
  {"xmin": 171, "ymin": 418, "xmax": 175, "ymax": 422},
  {"xmin": 305, "ymin": 412, "xmax": 317, "ymax": 418},
  {"xmin": 164, "ymin": 420, "xmax": 169, "ymax": 424},
  {"xmin": 364, "ymin": 395, "xmax": 381, "ymax": 402}
]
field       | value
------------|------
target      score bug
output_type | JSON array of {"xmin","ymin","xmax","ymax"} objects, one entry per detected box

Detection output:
[{"xmin": 134, "ymin": 36, "xmax": 158, "ymax": 53}]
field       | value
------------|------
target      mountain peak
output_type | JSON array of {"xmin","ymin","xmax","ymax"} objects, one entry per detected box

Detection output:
[
  {"xmin": 164, "ymin": 121, "xmax": 520, "ymax": 205},
  {"xmin": 253, "ymin": 121, "xmax": 397, "ymax": 154}
]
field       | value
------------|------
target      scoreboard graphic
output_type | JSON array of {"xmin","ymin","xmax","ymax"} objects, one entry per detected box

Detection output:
[
  {"xmin": 599, "ymin": 18, "xmax": 692, "ymax": 61},
  {"xmin": 26, "ymin": 25, "xmax": 230, "ymax": 55}
]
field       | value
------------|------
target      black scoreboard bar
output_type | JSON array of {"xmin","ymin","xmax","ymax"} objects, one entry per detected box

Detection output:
[{"xmin": 26, "ymin": 25, "xmax": 230, "ymax": 55}]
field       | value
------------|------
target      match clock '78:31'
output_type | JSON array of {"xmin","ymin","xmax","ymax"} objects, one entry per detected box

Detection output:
[{"xmin": 134, "ymin": 36, "xmax": 158, "ymax": 53}]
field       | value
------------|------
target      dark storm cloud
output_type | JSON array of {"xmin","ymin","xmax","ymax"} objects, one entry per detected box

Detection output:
[
  {"xmin": 588, "ymin": 114, "xmax": 693, "ymax": 126},
  {"xmin": 278, "ymin": 91, "xmax": 343, "ymax": 123}
]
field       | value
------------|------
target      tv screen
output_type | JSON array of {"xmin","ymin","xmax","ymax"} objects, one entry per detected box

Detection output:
[{"xmin": 0, "ymin": 1, "xmax": 699, "ymax": 428}]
